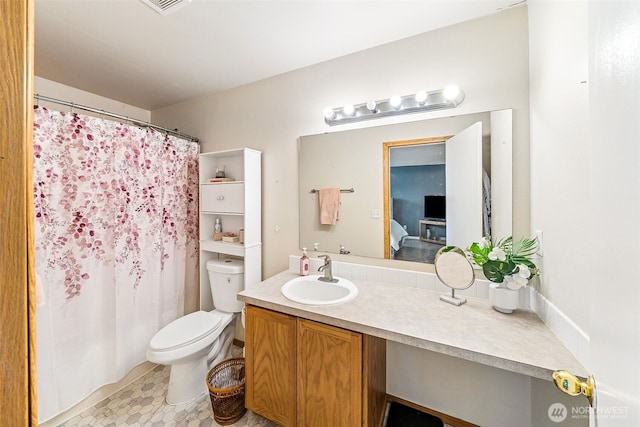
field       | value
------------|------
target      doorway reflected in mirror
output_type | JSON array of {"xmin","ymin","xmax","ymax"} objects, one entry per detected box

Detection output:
[{"xmin": 392, "ymin": 237, "xmax": 441, "ymax": 264}]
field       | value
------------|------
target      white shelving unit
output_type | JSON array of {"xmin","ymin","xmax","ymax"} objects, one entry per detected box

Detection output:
[{"xmin": 199, "ymin": 148, "xmax": 262, "ymax": 311}]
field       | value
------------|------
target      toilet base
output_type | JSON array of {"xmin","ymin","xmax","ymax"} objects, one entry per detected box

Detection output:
[
  {"xmin": 166, "ymin": 356, "xmax": 208, "ymax": 405},
  {"xmin": 164, "ymin": 322, "xmax": 236, "ymax": 405}
]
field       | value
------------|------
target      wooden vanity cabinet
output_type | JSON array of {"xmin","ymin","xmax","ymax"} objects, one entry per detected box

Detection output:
[
  {"xmin": 297, "ymin": 318, "xmax": 363, "ymax": 426},
  {"xmin": 244, "ymin": 305, "xmax": 386, "ymax": 427},
  {"xmin": 245, "ymin": 305, "xmax": 297, "ymax": 426}
]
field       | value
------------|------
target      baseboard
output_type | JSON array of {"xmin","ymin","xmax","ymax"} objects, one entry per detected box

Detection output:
[
  {"xmin": 39, "ymin": 361, "xmax": 157, "ymax": 427},
  {"xmin": 385, "ymin": 395, "xmax": 479, "ymax": 427}
]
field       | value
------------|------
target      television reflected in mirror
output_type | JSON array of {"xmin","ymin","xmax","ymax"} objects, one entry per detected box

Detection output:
[{"xmin": 424, "ymin": 195, "xmax": 446, "ymax": 220}]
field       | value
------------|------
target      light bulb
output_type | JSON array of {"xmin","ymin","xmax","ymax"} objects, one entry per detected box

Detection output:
[
  {"xmin": 323, "ymin": 107, "xmax": 336, "ymax": 120},
  {"xmin": 366, "ymin": 100, "xmax": 377, "ymax": 112},
  {"xmin": 389, "ymin": 95, "xmax": 402, "ymax": 109},
  {"xmin": 343, "ymin": 104, "xmax": 355, "ymax": 117},
  {"xmin": 415, "ymin": 90, "xmax": 428, "ymax": 105},
  {"xmin": 443, "ymin": 85, "xmax": 460, "ymax": 101}
]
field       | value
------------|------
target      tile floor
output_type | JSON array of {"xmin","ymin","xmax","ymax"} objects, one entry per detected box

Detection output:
[
  {"xmin": 58, "ymin": 363, "xmax": 277, "ymax": 427},
  {"xmin": 57, "ymin": 347, "xmax": 451, "ymax": 427}
]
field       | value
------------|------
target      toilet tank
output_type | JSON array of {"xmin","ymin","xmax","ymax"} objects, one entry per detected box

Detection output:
[{"xmin": 206, "ymin": 259, "xmax": 244, "ymax": 313}]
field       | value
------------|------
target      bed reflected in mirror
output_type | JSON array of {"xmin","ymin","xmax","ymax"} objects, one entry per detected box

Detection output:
[
  {"xmin": 387, "ymin": 139, "xmax": 448, "ymax": 264},
  {"xmin": 385, "ymin": 121, "xmax": 489, "ymax": 263}
]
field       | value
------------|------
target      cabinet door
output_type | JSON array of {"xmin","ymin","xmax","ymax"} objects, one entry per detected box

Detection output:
[
  {"xmin": 200, "ymin": 182, "xmax": 244, "ymax": 213},
  {"xmin": 362, "ymin": 334, "xmax": 387, "ymax": 427},
  {"xmin": 245, "ymin": 306, "xmax": 297, "ymax": 427},
  {"xmin": 297, "ymin": 318, "xmax": 363, "ymax": 427}
]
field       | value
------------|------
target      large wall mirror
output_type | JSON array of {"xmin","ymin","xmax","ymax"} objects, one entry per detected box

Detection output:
[{"xmin": 299, "ymin": 109, "xmax": 512, "ymax": 265}]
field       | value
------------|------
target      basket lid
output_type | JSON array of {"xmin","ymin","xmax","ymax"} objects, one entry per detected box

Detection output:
[{"xmin": 149, "ymin": 311, "xmax": 222, "ymax": 351}]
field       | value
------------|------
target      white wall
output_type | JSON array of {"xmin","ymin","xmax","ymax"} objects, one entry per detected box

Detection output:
[
  {"xmin": 530, "ymin": 1, "xmax": 640, "ymax": 425},
  {"xmin": 152, "ymin": 5, "xmax": 531, "ymax": 280},
  {"xmin": 34, "ymin": 76, "xmax": 151, "ymax": 122},
  {"xmin": 528, "ymin": 0, "xmax": 591, "ymax": 339}
]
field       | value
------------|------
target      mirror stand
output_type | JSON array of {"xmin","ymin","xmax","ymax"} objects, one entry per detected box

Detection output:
[
  {"xmin": 440, "ymin": 289, "xmax": 467, "ymax": 306},
  {"xmin": 434, "ymin": 246, "xmax": 475, "ymax": 307}
]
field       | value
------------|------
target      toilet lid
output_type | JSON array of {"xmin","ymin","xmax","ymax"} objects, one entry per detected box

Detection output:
[{"xmin": 149, "ymin": 311, "xmax": 223, "ymax": 351}]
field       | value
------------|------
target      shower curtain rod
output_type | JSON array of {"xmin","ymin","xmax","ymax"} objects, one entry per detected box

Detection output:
[{"xmin": 33, "ymin": 94, "xmax": 200, "ymax": 143}]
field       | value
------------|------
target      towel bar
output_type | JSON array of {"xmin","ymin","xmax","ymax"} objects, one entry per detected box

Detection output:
[{"xmin": 310, "ymin": 188, "xmax": 354, "ymax": 193}]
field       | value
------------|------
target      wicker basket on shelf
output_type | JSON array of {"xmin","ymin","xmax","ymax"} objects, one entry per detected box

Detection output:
[{"xmin": 206, "ymin": 357, "xmax": 246, "ymax": 425}]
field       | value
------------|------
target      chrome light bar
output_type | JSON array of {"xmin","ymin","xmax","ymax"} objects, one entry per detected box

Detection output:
[{"xmin": 323, "ymin": 85, "xmax": 465, "ymax": 126}]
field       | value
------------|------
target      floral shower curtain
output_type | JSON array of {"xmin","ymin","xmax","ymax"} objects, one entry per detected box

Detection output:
[{"xmin": 33, "ymin": 106, "xmax": 199, "ymax": 422}]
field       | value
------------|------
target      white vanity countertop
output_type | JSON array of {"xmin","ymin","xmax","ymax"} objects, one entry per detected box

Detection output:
[{"xmin": 238, "ymin": 270, "xmax": 588, "ymax": 381}]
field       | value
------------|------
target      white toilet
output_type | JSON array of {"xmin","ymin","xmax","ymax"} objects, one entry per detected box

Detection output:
[{"xmin": 147, "ymin": 258, "xmax": 244, "ymax": 405}]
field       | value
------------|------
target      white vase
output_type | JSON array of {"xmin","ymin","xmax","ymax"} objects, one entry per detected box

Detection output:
[{"xmin": 489, "ymin": 283, "xmax": 520, "ymax": 313}]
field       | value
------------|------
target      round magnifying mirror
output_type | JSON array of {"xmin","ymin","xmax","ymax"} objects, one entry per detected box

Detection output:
[{"xmin": 434, "ymin": 246, "xmax": 475, "ymax": 306}]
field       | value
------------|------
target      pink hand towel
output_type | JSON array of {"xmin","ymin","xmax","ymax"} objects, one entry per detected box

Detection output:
[{"xmin": 319, "ymin": 188, "xmax": 341, "ymax": 225}]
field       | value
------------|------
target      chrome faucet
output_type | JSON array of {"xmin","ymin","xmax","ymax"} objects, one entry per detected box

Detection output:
[
  {"xmin": 339, "ymin": 244, "xmax": 350, "ymax": 255},
  {"xmin": 318, "ymin": 255, "xmax": 338, "ymax": 283}
]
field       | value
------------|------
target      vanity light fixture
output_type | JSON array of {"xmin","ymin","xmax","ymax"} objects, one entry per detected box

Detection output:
[
  {"xmin": 343, "ymin": 103, "xmax": 356, "ymax": 117},
  {"xmin": 323, "ymin": 85, "xmax": 465, "ymax": 126},
  {"xmin": 415, "ymin": 90, "xmax": 428, "ymax": 105},
  {"xmin": 323, "ymin": 107, "xmax": 336, "ymax": 120},
  {"xmin": 443, "ymin": 84, "xmax": 461, "ymax": 101},
  {"xmin": 389, "ymin": 95, "xmax": 403, "ymax": 109}
]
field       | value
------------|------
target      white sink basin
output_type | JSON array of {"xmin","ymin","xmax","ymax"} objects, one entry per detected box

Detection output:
[{"xmin": 281, "ymin": 275, "xmax": 358, "ymax": 305}]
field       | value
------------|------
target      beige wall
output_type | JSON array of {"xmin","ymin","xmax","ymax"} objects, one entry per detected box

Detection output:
[
  {"xmin": 152, "ymin": 5, "xmax": 531, "ymax": 280},
  {"xmin": 35, "ymin": 76, "xmax": 151, "ymax": 122},
  {"xmin": 528, "ymin": 0, "xmax": 590, "ymax": 336}
]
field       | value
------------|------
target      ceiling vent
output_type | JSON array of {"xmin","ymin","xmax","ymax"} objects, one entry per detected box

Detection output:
[{"xmin": 140, "ymin": 0, "xmax": 191, "ymax": 16}]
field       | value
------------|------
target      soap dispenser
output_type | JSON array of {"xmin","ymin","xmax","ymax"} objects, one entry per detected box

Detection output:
[{"xmin": 299, "ymin": 248, "xmax": 310, "ymax": 276}]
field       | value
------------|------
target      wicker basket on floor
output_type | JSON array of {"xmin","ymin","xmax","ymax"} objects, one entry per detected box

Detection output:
[{"xmin": 206, "ymin": 357, "xmax": 247, "ymax": 426}]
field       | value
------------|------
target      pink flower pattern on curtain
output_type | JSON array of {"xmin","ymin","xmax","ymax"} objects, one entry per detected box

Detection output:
[
  {"xmin": 33, "ymin": 106, "xmax": 200, "ymax": 422},
  {"xmin": 33, "ymin": 106, "xmax": 198, "ymax": 299}
]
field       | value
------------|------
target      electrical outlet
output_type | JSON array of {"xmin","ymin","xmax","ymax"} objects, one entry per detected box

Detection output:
[{"xmin": 535, "ymin": 230, "xmax": 543, "ymax": 256}]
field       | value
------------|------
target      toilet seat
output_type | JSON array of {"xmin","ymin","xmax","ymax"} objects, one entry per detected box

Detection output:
[{"xmin": 150, "ymin": 311, "xmax": 223, "ymax": 352}]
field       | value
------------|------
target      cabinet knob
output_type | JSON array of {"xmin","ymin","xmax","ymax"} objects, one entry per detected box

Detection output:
[{"xmin": 217, "ymin": 195, "xmax": 225, "ymax": 201}]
